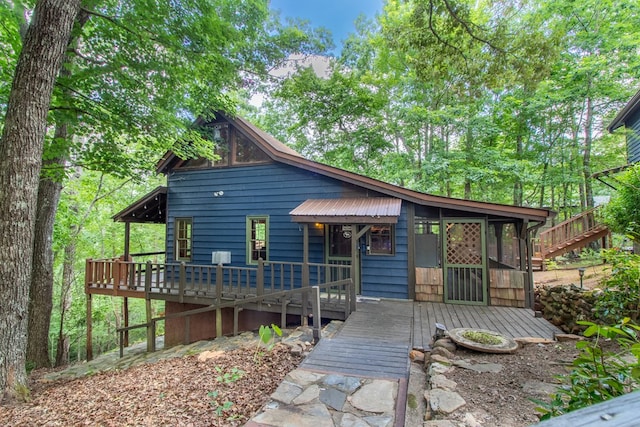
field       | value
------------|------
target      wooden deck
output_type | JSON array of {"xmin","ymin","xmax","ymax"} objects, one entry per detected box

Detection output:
[
  {"xmin": 301, "ymin": 299, "xmax": 413, "ymax": 379},
  {"xmin": 413, "ymin": 301, "xmax": 563, "ymax": 350},
  {"xmin": 301, "ymin": 300, "xmax": 563, "ymax": 380}
]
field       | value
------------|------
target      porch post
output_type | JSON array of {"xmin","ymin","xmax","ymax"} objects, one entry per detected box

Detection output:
[
  {"xmin": 123, "ymin": 222, "xmax": 131, "ymax": 346},
  {"xmin": 350, "ymin": 224, "xmax": 370, "ymax": 313},
  {"xmin": 521, "ymin": 220, "xmax": 535, "ymax": 309},
  {"xmin": 301, "ymin": 224, "xmax": 310, "ymax": 326},
  {"xmin": 123, "ymin": 297, "xmax": 129, "ymax": 347},
  {"xmin": 86, "ymin": 293, "xmax": 93, "ymax": 361}
]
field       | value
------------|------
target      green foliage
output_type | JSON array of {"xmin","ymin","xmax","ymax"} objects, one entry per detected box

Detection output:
[
  {"xmin": 215, "ymin": 366, "xmax": 244, "ymax": 384},
  {"xmin": 592, "ymin": 249, "xmax": 640, "ymax": 323},
  {"xmin": 254, "ymin": 323, "xmax": 282, "ymax": 361},
  {"xmin": 207, "ymin": 390, "xmax": 238, "ymax": 419},
  {"xmin": 604, "ymin": 165, "xmax": 640, "ymax": 242},
  {"xmin": 535, "ymin": 319, "xmax": 640, "ymax": 419}
]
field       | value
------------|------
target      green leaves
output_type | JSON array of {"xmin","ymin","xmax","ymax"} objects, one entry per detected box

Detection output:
[{"xmin": 537, "ymin": 319, "xmax": 640, "ymax": 419}]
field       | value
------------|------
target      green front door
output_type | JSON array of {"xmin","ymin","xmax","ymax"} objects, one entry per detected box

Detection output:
[
  {"xmin": 443, "ymin": 219, "xmax": 487, "ymax": 305},
  {"xmin": 326, "ymin": 224, "xmax": 359, "ymax": 294}
]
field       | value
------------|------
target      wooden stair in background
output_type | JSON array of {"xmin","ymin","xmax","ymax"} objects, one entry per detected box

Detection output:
[{"xmin": 533, "ymin": 206, "xmax": 610, "ymax": 269}]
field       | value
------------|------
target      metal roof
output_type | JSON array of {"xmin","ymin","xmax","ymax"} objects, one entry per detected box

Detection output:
[
  {"xmin": 290, "ymin": 198, "xmax": 402, "ymax": 224},
  {"xmin": 156, "ymin": 111, "xmax": 553, "ymax": 223}
]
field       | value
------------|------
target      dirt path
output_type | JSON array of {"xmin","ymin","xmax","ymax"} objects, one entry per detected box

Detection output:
[{"xmin": 534, "ymin": 263, "xmax": 608, "ymax": 290}]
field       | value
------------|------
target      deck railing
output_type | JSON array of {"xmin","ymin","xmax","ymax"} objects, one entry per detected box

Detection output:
[
  {"xmin": 85, "ymin": 257, "xmax": 353, "ymax": 305},
  {"xmin": 538, "ymin": 206, "xmax": 609, "ymax": 259}
]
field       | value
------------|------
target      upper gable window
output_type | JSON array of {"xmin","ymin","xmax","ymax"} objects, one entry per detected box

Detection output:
[
  {"xmin": 183, "ymin": 121, "xmax": 270, "ymax": 169},
  {"xmin": 235, "ymin": 132, "xmax": 270, "ymax": 164}
]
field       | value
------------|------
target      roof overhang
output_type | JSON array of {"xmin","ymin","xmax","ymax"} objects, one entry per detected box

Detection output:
[
  {"xmin": 112, "ymin": 186, "xmax": 167, "ymax": 224},
  {"xmin": 290, "ymin": 198, "xmax": 402, "ymax": 224},
  {"xmin": 608, "ymin": 89, "xmax": 640, "ymax": 133}
]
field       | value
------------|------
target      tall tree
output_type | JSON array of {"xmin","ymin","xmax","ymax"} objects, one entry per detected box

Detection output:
[
  {"xmin": 13, "ymin": 0, "xmax": 330, "ymax": 369},
  {"xmin": 0, "ymin": 0, "xmax": 80, "ymax": 400}
]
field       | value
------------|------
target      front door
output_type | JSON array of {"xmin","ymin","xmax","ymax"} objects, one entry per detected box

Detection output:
[
  {"xmin": 443, "ymin": 219, "xmax": 487, "ymax": 305},
  {"xmin": 326, "ymin": 224, "xmax": 360, "ymax": 294}
]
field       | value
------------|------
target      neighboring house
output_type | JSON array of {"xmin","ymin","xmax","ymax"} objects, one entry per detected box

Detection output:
[
  {"xmin": 87, "ymin": 112, "xmax": 552, "ymax": 349},
  {"xmin": 608, "ymin": 88, "xmax": 640, "ymax": 165}
]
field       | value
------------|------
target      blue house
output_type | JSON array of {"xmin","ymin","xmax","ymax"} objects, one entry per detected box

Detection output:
[
  {"xmin": 86, "ymin": 112, "xmax": 552, "ymax": 349},
  {"xmin": 608, "ymin": 88, "xmax": 640, "ymax": 165}
]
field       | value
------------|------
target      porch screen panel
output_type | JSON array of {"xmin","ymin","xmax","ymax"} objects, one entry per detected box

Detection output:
[{"xmin": 444, "ymin": 220, "xmax": 487, "ymax": 305}]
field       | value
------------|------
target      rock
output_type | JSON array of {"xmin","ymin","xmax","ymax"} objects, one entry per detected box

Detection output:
[
  {"xmin": 271, "ymin": 381, "xmax": 303, "ymax": 404},
  {"xmin": 430, "ymin": 354, "xmax": 452, "ymax": 365},
  {"xmin": 425, "ymin": 389, "xmax": 466, "ymax": 414},
  {"xmin": 555, "ymin": 333, "xmax": 584, "ymax": 342},
  {"xmin": 197, "ymin": 350, "xmax": 223, "ymax": 362},
  {"xmin": 351, "ymin": 380, "xmax": 397, "ymax": 414},
  {"xmin": 293, "ymin": 384, "xmax": 320, "ymax": 405},
  {"xmin": 453, "ymin": 359, "xmax": 503, "ymax": 373},
  {"xmin": 433, "ymin": 338, "xmax": 457, "ymax": 352},
  {"xmin": 252, "ymin": 402, "xmax": 334, "ymax": 427},
  {"xmin": 322, "ymin": 374, "xmax": 362, "ymax": 393},
  {"xmin": 515, "ymin": 337, "xmax": 555, "ymax": 346},
  {"xmin": 362, "ymin": 415, "xmax": 393, "ymax": 427},
  {"xmin": 428, "ymin": 362, "xmax": 452, "ymax": 376},
  {"xmin": 431, "ymin": 346, "xmax": 456, "ymax": 359},
  {"xmin": 286, "ymin": 369, "xmax": 323, "ymax": 386},
  {"xmin": 320, "ymin": 387, "xmax": 347, "ymax": 411},
  {"xmin": 337, "ymin": 413, "xmax": 370, "ymax": 427},
  {"xmin": 462, "ymin": 412, "xmax": 482, "ymax": 427},
  {"xmin": 430, "ymin": 374, "xmax": 457, "ymax": 391},
  {"xmin": 410, "ymin": 349, "xmax": 425, "ymax": 362},
  {"xmin": 423, "ymin": 421, "xmax": 458, "ymax": 427}
]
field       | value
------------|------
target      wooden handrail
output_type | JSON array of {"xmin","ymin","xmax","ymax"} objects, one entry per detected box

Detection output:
[
  {"xmin": 116, "ymin": 279, "xmax": 353, "ymax": 356},
  {"xmin": 538, "ymin": 206, "xmax": 608, "ymax": 258}
]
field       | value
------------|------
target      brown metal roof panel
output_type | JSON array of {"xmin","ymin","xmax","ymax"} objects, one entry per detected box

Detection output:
[{"xmin": 290, "ymin": 198, "xmax": 401, "ymax": 224}]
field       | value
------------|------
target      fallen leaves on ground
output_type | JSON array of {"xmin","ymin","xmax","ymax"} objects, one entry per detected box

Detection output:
[{"xmin": 0, "ymin": 344, "xmax": 302, "ymax": 427}]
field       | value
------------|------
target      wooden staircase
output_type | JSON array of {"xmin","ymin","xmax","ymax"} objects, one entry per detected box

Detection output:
[{"xmin": 533, "ymin": 206, "xmax": 610, "ymax": 269}]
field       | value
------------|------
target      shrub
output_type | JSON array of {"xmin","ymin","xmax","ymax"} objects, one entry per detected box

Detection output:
[
  {"xmin": 535, "ymin": 319, "xmax": 640, "ymax": 419},
  {"xmin": 593, "ymin": 249, "xmax": 640, "ymax": 322}
]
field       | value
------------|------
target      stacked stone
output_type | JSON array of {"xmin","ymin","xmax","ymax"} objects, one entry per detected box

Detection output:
[{"xmin": 536, "ymin": 285, "xmax": 597, "ymax": 333}]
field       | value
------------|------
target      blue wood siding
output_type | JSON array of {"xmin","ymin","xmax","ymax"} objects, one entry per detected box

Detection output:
[
  {"xmin": 360, "ymin": 203, "xmax": 409, "ymax": 299},
  {"xmin": 628, "ymin": 109, "xmax": 640, "ymax": 164},
  {"xmin": 165, "ymin": 163, "xmax": 409, "ymax": 299}
]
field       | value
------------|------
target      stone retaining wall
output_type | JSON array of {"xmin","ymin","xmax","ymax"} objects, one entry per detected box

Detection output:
[{"xmin": 535, "ymin": 285, "xmax": 597, "ymax": 333}]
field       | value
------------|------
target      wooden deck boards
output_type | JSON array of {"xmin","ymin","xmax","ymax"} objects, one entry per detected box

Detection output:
[
  {"xmin": 413, "ymin": 302, "xmax": 562, "ymax": 350},
  {"xmin": 301, "ymin": 299, "xmax": 413, "ymax": 379},
  {"xmin": 303, "ymin": 300, "xmax": 562, "ymax": 377}
]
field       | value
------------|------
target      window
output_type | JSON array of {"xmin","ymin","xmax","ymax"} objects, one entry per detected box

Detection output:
[
  {"xmin": 175, "ymin": 218, "xmax": 192, "ymax": 261},
  {"xmin": 235, "ymin": 132, "xmax": 269, "ymax": 164},
  {"xmin": 415, "ymin": 217, "xmax": 440, "ymax": 267},
  {"xmin": 368, "ymin": 225, "xmax": 394, "ymax": 255},
  {"xmin": 247, "ymin": 216, "xmax": 269, "ymax": 263}
]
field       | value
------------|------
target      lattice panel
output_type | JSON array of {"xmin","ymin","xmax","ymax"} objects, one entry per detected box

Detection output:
[{"xmin": 446, "ymin": 222, "xmax": 482, "ymax": 265}]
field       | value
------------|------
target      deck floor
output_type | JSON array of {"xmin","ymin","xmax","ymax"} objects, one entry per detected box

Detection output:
[
  {"xmin": 302, "ymin": 300, "xmax": 563, "ymax": 379},
  {"xmin": 413, "ymin": 301, "xmax": 563, "ymax": 350},
  {"xmin": 301, "ymin": 299, "xmax": 413, "ymax": 379}
]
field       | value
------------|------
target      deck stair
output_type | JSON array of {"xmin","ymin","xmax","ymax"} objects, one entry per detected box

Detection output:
[{"xmin": 534, "ymin": 206, "xmax": 610, "ymax": 267}]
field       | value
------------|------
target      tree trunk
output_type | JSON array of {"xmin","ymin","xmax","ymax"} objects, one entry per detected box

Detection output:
[
  {"xmin": 513, "ymin": 134, "xmax": 524, "ymax": 206},
  {"xmin": 55, "ymin": 234, "xmax": 76, "ymax": 367},
  {"xmin": 583, "ymin": 96, "xmax": 594, "ymax": 209},
  {"xmin": 27, "ymin": 151, "xmax": 65, "ymax": 369},
  {"xmin": 28, "ymin": 8, "xmax": 89, "ymax": 371},
  {"xmin": 0, "ymin": 0, "xmax": 80, "ymax": 401}
]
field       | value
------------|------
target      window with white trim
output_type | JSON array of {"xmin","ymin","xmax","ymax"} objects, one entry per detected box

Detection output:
[{"xmin": 175, "ymin": 218, "xmax": 192, "ymax": 261}]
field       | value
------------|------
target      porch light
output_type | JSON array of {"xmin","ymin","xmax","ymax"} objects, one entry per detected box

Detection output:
[{"xmin": 578, "ymin": 267, "xmax": 586, "ymax": 289}]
